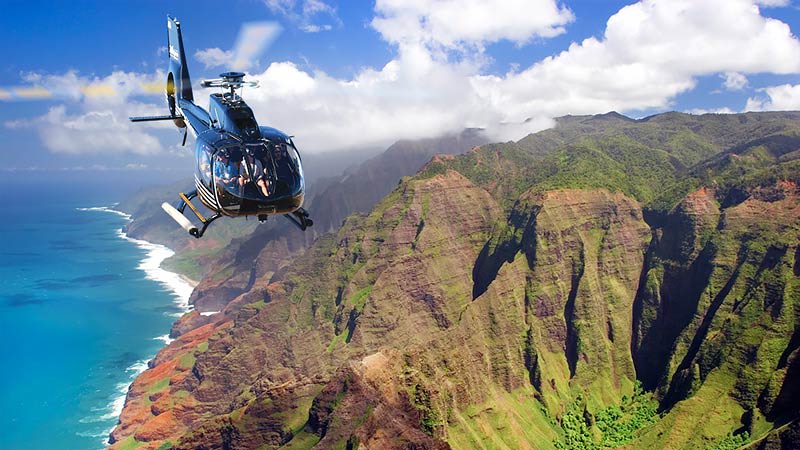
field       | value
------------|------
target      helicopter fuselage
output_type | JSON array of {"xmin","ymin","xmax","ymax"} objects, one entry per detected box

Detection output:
[{"xmin": 178, "ymin": 91, "xmax": 305, "ymax": 219}]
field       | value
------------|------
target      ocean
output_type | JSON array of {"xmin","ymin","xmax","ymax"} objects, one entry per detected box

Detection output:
[{"xmin": 0, "ymin": 179, "xmax": 194, "ymax": 450}]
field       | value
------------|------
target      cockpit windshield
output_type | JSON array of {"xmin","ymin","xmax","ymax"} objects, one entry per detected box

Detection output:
[{"xmin": 210, "ymin": 139, "xmax": 304, "ymax": 213}]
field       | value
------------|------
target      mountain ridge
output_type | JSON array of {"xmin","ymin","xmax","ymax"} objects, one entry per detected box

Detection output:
[{"xmin": 109, "ymin": 110, "xmax": 800, "ymax": 450}]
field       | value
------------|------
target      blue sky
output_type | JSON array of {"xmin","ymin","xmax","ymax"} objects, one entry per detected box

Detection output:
[{"xmin": 1, "ymin": 0, "xmax": 799, "ymax": 180}]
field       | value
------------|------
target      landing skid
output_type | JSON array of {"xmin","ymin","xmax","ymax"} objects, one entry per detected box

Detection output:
[
  {"xmin": 284, "ymin": 207, "xmax": 313, "ymax": 231},
  {"xmin": 161, "ymin": 189, "xmax": 221, "ymax": 238},
  {"xmin": 162, "ymin": 190, "xmax": 313, "ymax": 237}
]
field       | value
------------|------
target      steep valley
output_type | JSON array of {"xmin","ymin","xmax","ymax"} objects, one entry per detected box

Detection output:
[{"xmin": 110, "ymin": 111, "xmax": 800, "ymax": 450}]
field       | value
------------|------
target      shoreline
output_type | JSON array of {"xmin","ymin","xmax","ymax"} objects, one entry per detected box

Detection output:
[
  {"xmin": 115, "ymin": 229, "xmax": 197, "ymax": 315},
  {"xmin": 79, "ymin": 205, "xmax": 198, "ymax": 447}
]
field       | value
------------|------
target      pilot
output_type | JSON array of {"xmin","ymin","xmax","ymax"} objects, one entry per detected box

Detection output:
[
  {"xmin": 272, "ymin": 143, "xmax": 286, "ymax": 162},
  {"xmin": 272, "ymin": 143, "xmax": 292, "ymax": 180}
]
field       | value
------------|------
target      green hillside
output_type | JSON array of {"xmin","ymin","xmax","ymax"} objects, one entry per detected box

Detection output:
[{"xmin": 109, "ymin": 111, "xmax": 800, "ymax": 450}]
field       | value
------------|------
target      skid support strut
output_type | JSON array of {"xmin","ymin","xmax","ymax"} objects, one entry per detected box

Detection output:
[
  {"xmin": 161, "ymin": 189, "xmax": 221, "ymax": 238},
  {"xmin": 284, "ymin": 207, "xmax": 313, "ymax": 231}
]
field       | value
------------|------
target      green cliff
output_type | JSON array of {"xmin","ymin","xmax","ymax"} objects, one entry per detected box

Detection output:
[{"xmin": 109, "ymin": 111, "xmax": 800, "ymax": 450}]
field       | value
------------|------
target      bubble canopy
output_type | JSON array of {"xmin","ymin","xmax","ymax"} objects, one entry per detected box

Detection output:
[{"xmin": 194, "ymin": 131, "xmax": 304, "ymax": 215}]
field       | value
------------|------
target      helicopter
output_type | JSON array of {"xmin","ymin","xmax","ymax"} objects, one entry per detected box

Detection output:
[{"xmin": 129, "ymin": 15, "xmax": 312, "ymax": 238}]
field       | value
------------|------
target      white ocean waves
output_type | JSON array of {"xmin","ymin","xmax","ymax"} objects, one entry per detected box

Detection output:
[
  {"xmin": 75, "ymin": 206, "xmax": 132, "ymax": 220},
  {"xmin": 81, "ymin": 358, "xmax": 151, "ymax": 447},
  {"xmin": 76, "ymin": 204, "xmax": 197, "ymax": 445},
  {"xmin": 154, "ymin": 334, "xmax": 174, "ymax": 345},
  {"xmin": 115, "ymin": 229, "xmax": 195, "ymax": 314},
  {"xmin": 79, "ymin": 204, "xmax": 196, "ymax": 313},
  {"xmin": 85, "ymin": 360, "xmax": 149, "ymax": 423}
]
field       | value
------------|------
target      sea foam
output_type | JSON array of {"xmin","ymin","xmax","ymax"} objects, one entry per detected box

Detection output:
[
  {"xmin": 85, "ymin": 359, "xmax": 151, "ymax": 447},
  {"xmin": 75, "ymin": 206, "xmax": 132, "ymax": 220},
  {"xmin": 81, "ymin": 205, "xmax": 196, "ymax": 313},
  {"xmin": 78, "ymin": 205, "xmax": 196, "ymax": 446},
  {"xmin": 154, "ymin": 334, "xmax": 174, "ymax": 345},
  {"xmin": 115, "ymin": 229, "xmax": 195, "ymax": 315}
]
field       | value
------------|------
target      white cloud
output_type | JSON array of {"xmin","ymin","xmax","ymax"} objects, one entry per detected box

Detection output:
[
  {"xmin": 265, "ymin": 0, "xmax": 341, "ymax": 33},
  {"xmin": 34, "ymin": 105, "xmax": 165, "ymax": 155},
  {"xmin": 300, "ymin": 23, "xmax": 332, "ymax": 33},
  {"xmin": 722, "ymin": 72, "xmax": 748, "ymax": 91},
  {"xmin": 240, "ymin": 0, "xmax": 800, "ymax": 152},
  {"xmin": 685, "ymin": 107, "xmax": 736, "ymax": 115},
  {"xmin": 245, "ymin": 57, "xmax": 494, "ymax": 150},
  {"xmin": 372, "ymin": 0, "xmax": 573, "ymax": 53},
  {"xmin": 470, "ymin": 0, "xmax": 800, "ymax": 124},
  {"xmin": 754, "ymin": 0, "xmax": 790, "ymax": 6},
  {"xmin": 4, "ymin": 118, "xmax": 28, "ymax": 129},
  {"xmin": 9, "ymin": 0, "xmax": 800, "ymax": 157},
  {"xmin": 195, "ymin": 48, "xmax": 236, "ymax": 69},
  {"xmin": 745, "ymin": 84, "xmax": 800, "ymax": 111},
  {"xmin": 6, "ymin": 71, "xmax": 173, "ymax": 155}
]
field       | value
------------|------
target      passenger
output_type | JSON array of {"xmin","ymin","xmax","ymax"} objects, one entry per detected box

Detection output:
[
  {"xmin": 215, "ymin": 150, "xmax": 242, "ymax": 190},
  {"xmin": 242, "ymin": 153, "xmax": 271, "ymax": 197}
]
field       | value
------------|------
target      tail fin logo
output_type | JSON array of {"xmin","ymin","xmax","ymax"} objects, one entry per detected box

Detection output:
[{"xmin": 169, "ymin": 45, "xmax": 180, "ymax": 61}]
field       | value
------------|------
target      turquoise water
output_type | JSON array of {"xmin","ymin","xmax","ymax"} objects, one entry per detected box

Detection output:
[{"xmin": 0, "ymin": 181, "xmax": 192, "ymax": 450}]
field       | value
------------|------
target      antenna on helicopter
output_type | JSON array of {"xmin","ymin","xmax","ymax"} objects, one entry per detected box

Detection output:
[{"xmin": 200, "ymin": 72, "xmax": 258, "ymax": 101}]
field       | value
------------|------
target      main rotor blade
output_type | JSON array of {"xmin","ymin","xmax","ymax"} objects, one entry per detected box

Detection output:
[
  {"xmin": 230, "ymin": 21, "xmax": 282, "ymax": 71},
  {"xmin": 0, "ymin": 81, "xmax": 164, "ymax": 102}
]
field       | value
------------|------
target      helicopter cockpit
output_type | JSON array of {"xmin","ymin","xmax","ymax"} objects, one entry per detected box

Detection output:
[{"xmin": 195, "ymin": 133, "xmax": 304, "ymax": 216}]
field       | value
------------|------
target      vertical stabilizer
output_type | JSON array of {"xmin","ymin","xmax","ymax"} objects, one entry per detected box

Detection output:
[{"xmin": 167, "ymin": 15, "xmax": 193, "ymax": 102}]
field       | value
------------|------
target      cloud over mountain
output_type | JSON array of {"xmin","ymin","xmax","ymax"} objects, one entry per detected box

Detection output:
[
  {"xmin": 244, "ymin": 0, "xmax": 800, "ymax": 150},
  {"xmin": 10, "ymin": 0, "xmax": 800, "ymax": 155}
]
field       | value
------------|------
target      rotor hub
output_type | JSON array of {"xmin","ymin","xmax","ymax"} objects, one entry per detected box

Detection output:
[{"xmin": 219, "ymin": 72, "xmax": 246, "ymax": 82}]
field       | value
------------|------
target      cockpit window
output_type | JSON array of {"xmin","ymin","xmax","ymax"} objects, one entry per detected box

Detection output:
[
  {"xmin": 196, "ymin": 140, "xmax": 213, "ymax": 184},
  {"xmin": 211, "ymin": 139, "xmax": 304, "ymax": 212}
]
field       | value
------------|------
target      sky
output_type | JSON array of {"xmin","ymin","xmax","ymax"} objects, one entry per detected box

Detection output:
[{"xmin": 1, "ymin": 0, "xmax": 799, "ymax": 181}]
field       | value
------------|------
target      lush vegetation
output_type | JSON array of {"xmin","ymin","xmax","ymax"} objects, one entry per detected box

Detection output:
[
  {"xmin": 595, "ymin": 382, "xmax": 659, "ymax": 447},
  {"xmin": 707, "ymin": 432, "xmax": 750, "ymax": 450},
  {"xmin": 554, "ymin": 382, "xmax": 659, "ymax": 449},
  {"xmin": 154, "ymin": 442, "xmax": 174, "ymax": 450},
  {"xmin": 648, "ymin": 144, "xmax": 800, "ymax": 213},
  {"xmin": 422, "ymin": 112, "xmax": 800, "ymax": 216},
  {"xmin": 112, "ymin": 111, "xmax": 800, "ymax": 450}
]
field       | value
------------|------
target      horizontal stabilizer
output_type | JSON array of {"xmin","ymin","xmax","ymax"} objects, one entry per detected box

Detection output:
[
  {"xmin": 129, "ymin": 115, "xmax": 184, "ymax": 122},
  {"xmin": 161, "ymin": 202, "xmax": 198, "ymax": 236}
]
